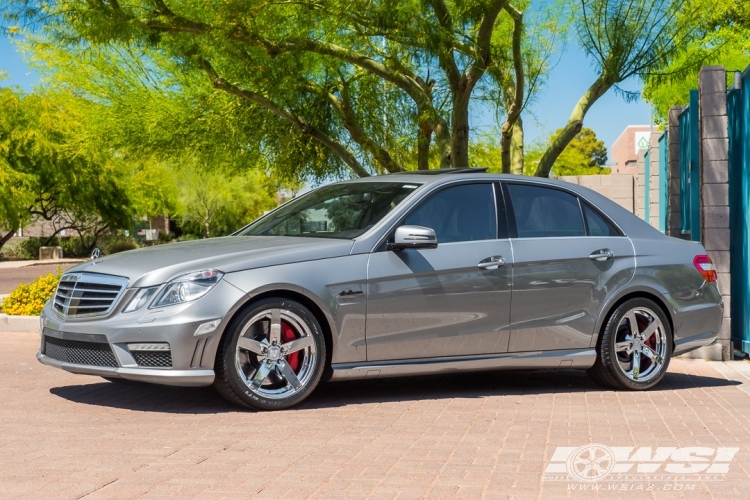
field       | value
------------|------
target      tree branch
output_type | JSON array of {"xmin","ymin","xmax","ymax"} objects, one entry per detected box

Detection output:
[
  {"xmin": 315, "ymin": 81, "xmax": 403, "ymax": 174},
  {"xmin": 428, "ymin": 0, "xmax": 461, "ymax": 89},
  {"xmin": 199, "ymin": 59, "xmax": 371, "ymax": 178},
  {"xmin": 467, "ymin": 0, "xmax": 508, "ymax": 82},
  {"xmin": 500, "ymin": 3, "xmax": 524, "ymax": 173}
]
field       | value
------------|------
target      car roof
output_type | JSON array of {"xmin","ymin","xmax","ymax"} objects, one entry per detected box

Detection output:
[
  {"xmin": 338, "ymin": 170, "xmax": 669, "ymax": 241},
  {"xmin": 338, "ymin": 170, "xmax": 590, "ymax": 190}
]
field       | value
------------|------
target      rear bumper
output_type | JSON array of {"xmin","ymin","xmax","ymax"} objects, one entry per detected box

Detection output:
[
  {"xmin": 673, "ymin": 331, "xmax": 718, "ymax": 357},
  {"xmin": 37, "ymin": 351, "xmax": 215, "ymax": 386}
]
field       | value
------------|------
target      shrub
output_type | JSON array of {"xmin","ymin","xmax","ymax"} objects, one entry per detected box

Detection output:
[
  {"xmin": 2, "ymin": 267, "xmax": 62, "ymax": 316},
  {"xmin": 0, "ymin": 240, "xmax": 26, "ymax": 260},
  {"xmin": 105, "ymin": 238, "xmax": 138, "ymax": 254}
]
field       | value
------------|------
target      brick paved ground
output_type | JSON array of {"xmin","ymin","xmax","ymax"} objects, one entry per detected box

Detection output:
[{"xmin": 2, "ymin": 332, "xmax": 750, "ymax": 499}]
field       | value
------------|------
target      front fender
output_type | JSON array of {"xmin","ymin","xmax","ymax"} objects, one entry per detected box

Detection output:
[{"xmin": 220, "ymin": 254, "xmax": 369, "ymax": 364}]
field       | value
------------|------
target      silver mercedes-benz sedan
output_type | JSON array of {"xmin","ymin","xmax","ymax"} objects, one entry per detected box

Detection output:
[{"xmin": 38, "ymin": 169, "xmax": 722, "ymax": 410}]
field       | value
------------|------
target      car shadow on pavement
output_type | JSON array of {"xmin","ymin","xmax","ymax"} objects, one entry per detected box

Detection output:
[{"xmin": 48, "ymin": 368, "xmax": 741, "ymax": 413}]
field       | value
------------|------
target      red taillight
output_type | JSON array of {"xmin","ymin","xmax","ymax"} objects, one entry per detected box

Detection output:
[{"xmin": 693, "ymin": 255, "xmax": 717, "ymax": 282}]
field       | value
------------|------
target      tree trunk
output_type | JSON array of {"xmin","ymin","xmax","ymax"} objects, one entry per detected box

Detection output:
[
  {"xmin": 0, "ymin": 229, "xmax": 16, "ymax": 253},
  {"xmin": 535, "ymin": 75, "xmax": 612, "ymax": 177},
  {"xmin": 434, "ymin": 119, "xmax": 452, "ymax": 169},
  {"xmin": 451, "ymin": 85, "xmax": 472, "ymax": 169},
  {"xmin": 417, "ymin": 122, "xmax": 432, "ymax": 170},
  {"xmin": 501, "ymin": 130, "xmax": 511, "ymax": 174},
  {"xmin": 511, "ymin": 116, "xmax": 524, "ymax": 175}
]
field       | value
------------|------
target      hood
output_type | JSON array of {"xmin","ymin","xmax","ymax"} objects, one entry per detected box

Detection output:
[{"xmin": 67, "ymin": 236, "xmax": 354, "ymax": 288}]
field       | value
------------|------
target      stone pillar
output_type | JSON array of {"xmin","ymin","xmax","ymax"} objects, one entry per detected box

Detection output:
[
  {"xmin": 667, "ymin": 106, "xmax": 684, "ymax": 237},
  {"xmin": 149, "ymin": 216, "xmax": 171, "ymax": 235},
  {"xmin": 699, "ymin": 65, "xmax": 731, "ymax": 360},
  {"xmin": 635, "ymin": 149, "xmax": 647, "ymax": 220},
  {"xmin": 648, "ymin": 132, "xmax": 662, "ymax": 228}
]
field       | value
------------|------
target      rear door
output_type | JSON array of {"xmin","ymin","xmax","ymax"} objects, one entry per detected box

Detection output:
[
  {"xmin": 504, "ymin": 182, "xmax": 635, "ymax": 352},
  {"xmin": 366, "ymin": 182, "xmax": 513, "ymax": 361}
]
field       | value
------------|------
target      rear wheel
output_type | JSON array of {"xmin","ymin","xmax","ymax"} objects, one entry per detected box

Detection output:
[
  {"xmin": 214, "ymin": 298, "xmax": 326, "ymax": 410},
  {"xmin": 589, "ymin": 298, "xmax": 672, "ymax": 390}
]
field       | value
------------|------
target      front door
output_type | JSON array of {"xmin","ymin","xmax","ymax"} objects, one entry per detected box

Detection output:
[
  {"xmin": 366, "ymin": 182, "xmax": 513, "ymax": 361},
  {"xmin": 504, "ymin": 183, "xmax": 635, "ymax": 352}
]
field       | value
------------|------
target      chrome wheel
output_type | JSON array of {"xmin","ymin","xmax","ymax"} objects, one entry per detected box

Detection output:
[
  {"xmin": 613, "ymin": 307, "xmax": 667, "ymax": 382},
  {"xmin": 234, "ymin": 308, "xmax": 317, "ymax": 400}
]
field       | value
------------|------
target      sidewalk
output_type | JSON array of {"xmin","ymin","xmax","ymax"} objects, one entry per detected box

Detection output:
[{"xmin": 0, "ymin": 258, "xmax": 85, "ymax": 269}]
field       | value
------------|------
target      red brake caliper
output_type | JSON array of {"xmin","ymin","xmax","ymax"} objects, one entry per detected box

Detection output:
[
  {"xmin": 639, "ymin": 316, "xmax": 656, "ymax": 368},
  {"xmin": 280, "ymin": 322, "xmax": 302, "ymax": 373}
]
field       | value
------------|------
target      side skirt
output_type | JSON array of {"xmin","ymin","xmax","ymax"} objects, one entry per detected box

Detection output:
[{"xmin": 330, "ymin": 348, "xmax": 596, "ymax": 381}]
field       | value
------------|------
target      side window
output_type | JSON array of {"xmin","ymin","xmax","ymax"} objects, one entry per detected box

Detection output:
[
  {"xmin": 583, "ymin": 203, "xmax": 621, "ymax": 236},
  {"xmin": 507, "ymin": 184, "xmax": 585, "ymax": 238},
  {"xmin": 403, "ymin": 183, "xmax": 496, "ymax": 243}
]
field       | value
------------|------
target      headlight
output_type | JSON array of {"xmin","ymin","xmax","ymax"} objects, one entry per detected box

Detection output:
[
  {"xmin": 152, "ymin": 270, "xmax": 224, "ymax": 308},
  {"xmin": 122, "ymin": 287, "xmax": 159, "ymax": 313}
]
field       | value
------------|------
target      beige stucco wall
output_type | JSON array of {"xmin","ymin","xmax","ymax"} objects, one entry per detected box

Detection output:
[{"xmin": 557, "ymin": 174, "xmax": 635, "ymax": 213}]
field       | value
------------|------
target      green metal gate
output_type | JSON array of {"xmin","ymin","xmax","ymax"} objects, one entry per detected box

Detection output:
[
  {"xmin": 644, "ymin": 149, "xmax": 650, "ymax": 223},
  {"xmin": 727, "ymin": 67, "xmax": 750, "ymax": 353},
  {"xmin": 658, "ymin": 132, "xmax": 668, "ymax": 232},
  {"xmin": 678, "ymin": 90, "xmax": 701, "ymax": 242}
]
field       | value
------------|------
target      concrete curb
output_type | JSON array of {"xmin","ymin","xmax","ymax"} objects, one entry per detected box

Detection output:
[{"xmin": 0, "ymin": 314, "xmax": 39, "ymax": 333}]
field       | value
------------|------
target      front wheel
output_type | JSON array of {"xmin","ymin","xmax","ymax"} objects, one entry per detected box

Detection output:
[
  {"xmin": 214, "ymin": 298, "xmax": 326, "ymax": 410},
  {"xmin": 588, "ymin": 298, "xmax": 672, "ymax": 390}
]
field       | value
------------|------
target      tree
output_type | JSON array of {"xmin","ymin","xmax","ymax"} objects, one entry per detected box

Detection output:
[
  {"xmin": 175, "ymin": 167, "xmax": 276, "ymax": 238},
  {"xmin": 643, "ymin": 1, "xmax": 750, "ymax": 122},
  {"xmin": 0, "ymin": 84, "xmax": 175, "ymax": 252},
  {"xmin": 0, "ymin": 85, "xmax": 34, "ymax": 249},
  {"xmin": 2, "ymin": 0, "xmax": 546, "ymax": 179},
  {"xmin": 547, "ymin": 127, "xmax": 609, "ymax": 176},
  {"xmin": 534, "ymin": 0, "xmax": 702, "ymax": 177}
]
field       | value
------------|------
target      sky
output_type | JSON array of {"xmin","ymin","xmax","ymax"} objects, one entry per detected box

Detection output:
[{"xmin": 0, "ymin": 35, "xmax": 651, "ymax": 163}]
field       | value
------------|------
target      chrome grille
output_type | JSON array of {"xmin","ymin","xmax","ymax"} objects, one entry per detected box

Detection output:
[{"xmin": 53, "ymin": 273, "xmax": 129, "ymax": 318}]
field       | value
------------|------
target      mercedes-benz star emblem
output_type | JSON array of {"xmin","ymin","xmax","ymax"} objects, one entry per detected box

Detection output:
[{"xmin": 91, "ymin": 248, "xmax": 101, "ymax": 260}]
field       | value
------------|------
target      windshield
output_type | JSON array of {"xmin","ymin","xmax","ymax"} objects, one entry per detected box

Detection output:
[{"xmin": 237, "ymin": 182, "xmax": 421, "ymax": 239}]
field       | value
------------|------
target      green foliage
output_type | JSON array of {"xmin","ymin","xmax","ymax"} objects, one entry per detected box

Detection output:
[
  {"xmin": 1, "ymin": 0, "xmax": 558, "ymax": 178},
  {"xmin": 104, "ymin": 238, "xmax": 139, "ymax": 255},
  {"xmin": 2, "ymin": 266, "xmax": 61, "ymax": 316},
  {"xmin": 0, "ymin": 84, "xmax": 177, "ymax": 252},
  {"xmin": 528, "ymin": 127, "xmax": 611, "ymax": 177},
  {"xmin": 535, "ymin": 0, "xmax": 704, "ymax": 177},
  {"xmin": 175, "ymin": 168, "xmax": 277, "ymax": 238},
  {"xmin": 643, "ymin": 2, "xmax": 750, "ymax": 123},
  {"xmin": 469, "ymin": 130, "xmax": 504, "ymax": 172}
]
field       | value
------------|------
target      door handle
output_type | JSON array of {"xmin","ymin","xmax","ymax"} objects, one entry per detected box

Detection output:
[
  {"xmin": 478, "ymin": 256, "xmax": 506, "ymax": 270},
  {"xmin": 589, "ymin": 249, "xmax": 614, "ymax": 261}
]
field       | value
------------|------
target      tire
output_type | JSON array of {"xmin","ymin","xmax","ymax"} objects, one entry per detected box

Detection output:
[
  {"xmin": 588, "ymin": 297, "xmax": 672, "ymax": 390},
  {"xmin": 214, "ymin": 297, "xmax": 326, "ymax": 410}
]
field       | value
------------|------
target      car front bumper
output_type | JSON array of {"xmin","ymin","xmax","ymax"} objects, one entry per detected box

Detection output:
[
  {"xmin": 37, "ymin": 350, "xmax": 215, "ymax": 386},
  {"xmin": 36, "ymin": 279, "xmax": 246, "ymax": 387}
]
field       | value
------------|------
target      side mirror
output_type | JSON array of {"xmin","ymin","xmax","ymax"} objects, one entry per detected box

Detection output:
[{"xmin": 389, "ymin": 225, "xmax": 438, "ymax": 250}]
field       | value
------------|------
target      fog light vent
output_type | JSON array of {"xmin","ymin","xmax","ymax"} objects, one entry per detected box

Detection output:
[
  {"xmin": 132, "ymin": 351, "xmax": 172, "ymax": 368},
  {"xmin": 127, "ymin": 342, "xmax": 170, "ymax": 351},
  {"xmin": 127, "ymin": 343, "xmax": 172, "ymax": 367}
]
